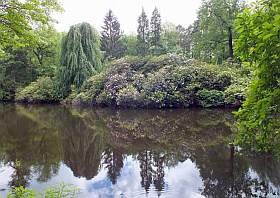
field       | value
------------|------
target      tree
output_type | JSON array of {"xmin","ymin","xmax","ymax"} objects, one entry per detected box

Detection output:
[
  {"xmin": 0, "ymin": 47, "xmax": 37, "ymax": 100},
  {"xmin": 58, "ymin": 23, "xmax": 102, "ymax": 96},
  {"xmin": 235, "ymin": 0, "xmax": 280, "ymax": 154},
  {"xmin": 103, "ymin": 148, "xmax": 124, "ymax": 185},
  {"xmin": 192, "ymin": 0, "xmax": 244, "ymax": 63},
  {"xmin": 150, "ymin": 7, "xmax": 162, "ymax": 54},
  {"xmin": 160, "ymin": 22, "xmax": 181, "ymax": 54},
  {"xmin": 137, "ymin": 8, "xmax": 149, "ymax": 56},
  {"xmin": 101, "ymin": 10, "xmax": 124, "ymax": 59},
  {"xmin": 119, "ymin": 34, "xmax": 138, "ymax": 56},
  {"xmin": 32, "ymin": 26, "xmax": 63, "ymax": 77},
  {"xmin": 0, "ymin": 0, "xmax": 62, "ymax": 49},
  {"xmin": 0, "ymin": 25, "xmax": 62, "ymax": 101},
  {"xmin": 176, "ymin": 25, "xmax": 193, "ymax": 57}
]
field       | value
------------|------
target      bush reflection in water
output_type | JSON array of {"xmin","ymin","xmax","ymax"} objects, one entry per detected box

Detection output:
[{"xmin": 0, "ymin": 104, "xmax": 280, "ymax": 197}]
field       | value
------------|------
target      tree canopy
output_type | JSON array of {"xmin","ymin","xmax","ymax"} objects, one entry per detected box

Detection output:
[
  {"xmin": 235, "ymin": 0, "xmax": 280, "ymax": 154},
  {"xmin": 101, "ymin": 10, "xmax": 124, "ymax": 59},
  {"xmin": 58, "ymin": 22, "xmax": 102, "ymax": 96},
  {"xmin": 150, "ymin": 7, "xmax": 162, "ymax": 54},
  {"xmin": 0, "ymin": 0, "xmax": 63, "ymax": 50},
  {"xmin": 137, "ymin": 8, "xmax": 149, "ymax": 56},
  {"xmin": 191, "ymin": 0, "xmax": 244, "ymax": 63}
]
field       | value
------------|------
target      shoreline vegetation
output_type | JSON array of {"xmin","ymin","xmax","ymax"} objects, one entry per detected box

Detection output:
[
  {"xmin": 0, "ymin": 1, "xmax": 250, "ymax": 110},
  {"xmin": 14, "ymin": 54, "xmax": 250, "ymax": 109}
]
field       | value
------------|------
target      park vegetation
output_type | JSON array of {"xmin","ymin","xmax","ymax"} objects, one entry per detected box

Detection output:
[{"xmin": 0, "ymin": 0, "xmax": 279, "ymax": 167}]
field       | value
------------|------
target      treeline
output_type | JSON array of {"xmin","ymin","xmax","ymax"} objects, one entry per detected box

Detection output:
[
  {"xmin": 100, "ymin": 0, "xmax": 244, "ymax": 63},
  {"xmin": 0, "ymin": 0, "xmax": 245, "ymax": 101}
]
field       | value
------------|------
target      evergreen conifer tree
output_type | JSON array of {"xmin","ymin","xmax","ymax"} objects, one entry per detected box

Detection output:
[
  {"xmin": 137, "ymin": 8, "xmax": 149, "ymax": 56},
  {"xmin": 150, "ymin": 7, "xmax": 162, "ymax": 54},
  {"xmin": 101, "ymin": 10, "xmax": 123, "ymax": 59}
]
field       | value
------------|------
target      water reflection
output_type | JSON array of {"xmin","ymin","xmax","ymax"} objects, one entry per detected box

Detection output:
[{"xmin": 0, "ymin": 104, "xmax": 279, "ymax": 197}]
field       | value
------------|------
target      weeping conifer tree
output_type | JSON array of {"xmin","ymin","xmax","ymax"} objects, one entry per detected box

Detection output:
[{"xmin": 58, "ymin": 22, "xmax": 102, "ymax": 96}]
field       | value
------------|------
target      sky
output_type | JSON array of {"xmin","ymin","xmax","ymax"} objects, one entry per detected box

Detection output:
[{"xmin": 53, "ymin": 0, "xmax": 202, "ymax": 34}]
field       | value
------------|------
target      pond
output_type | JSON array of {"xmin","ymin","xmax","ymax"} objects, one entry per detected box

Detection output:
[{"xmin": 0, "ymin": 104, "xmax": 279, "ymax": 198}]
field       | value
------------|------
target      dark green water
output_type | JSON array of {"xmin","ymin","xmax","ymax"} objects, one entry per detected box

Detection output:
[{"xmin": 0, "ymin": 104, "xmax": 279, "ymax": 198}]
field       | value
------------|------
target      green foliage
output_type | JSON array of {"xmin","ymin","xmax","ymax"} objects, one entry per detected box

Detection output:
[
  {"xmin": 116, "ymin": 85, "xmax": 143, "ymax": 107},
  {"xmin": 7, "ymin": 184, "xmax": 79, "ymax": 198},
  {"xmin": 32, "ymin": 26, "xmax": 64, "ymax": 77},
  {"xmin": 137, "ymin": 9, "xmax": 149, "ymax": 56},
  {"xmin": 58, "ymin": 22, "xmax": 102, "ymax": 96},
  {"xmin": 224, "ymin": 83, "xmax": 247, "ymax": 106},
  {"xmin": 191, "ymin": 0, "xmax": 244, "ymax": 63},
  {"xmin": 160, "ymin": 23, "xmax": 181, "ymax": 54},
  {"xmin": 0, "ymin": 0, "xmax": 63, "ymax": 50},
  {"xmin": 0, "ymin": 47, "xmax": 38, "ymax": 100},
  {"xmin": 71, "ymin": 73, "xmax": 105, "ymax": 105},
  {"xmin": 175, "ymin": 25, "xmax": 193, "ymax": 57},
  {"xmin": 72, "ymin": 54, "xmax": 249, "ymax": 108},
  {"xmin": 42, "ymin": 183, "xmax": 79, "ymax": 198},
  {"xmin": 16, "ymin": 77, "xmax": 60, "ymax": 103},
  {"xmin": 150, "ymin": 7, "xmax": 162, "ymax": 55},
  {"xmin": 0, "ymin": 2, "xmax": 254, "ymax": 107},
  {"xmin": 8, "ymin": 186, "xmax": 35, "ymax": 198},
  {"xmin": 159, "ymin": 23, "xmax": 193, "ymax": 56},
  {"xmin": 120, "ymin": 34, "xmax": 138, "ymax": 56},
  {"xmin": 101, "ymin": 10, "xmax": 124, "ymax": 59},
  {"xmin": 0, "ymin": 64, "xmax": 15, "ymax": 101},
  {"xmin": 234, "ymin": 0, "xmax": 280, "ymax": 155},
  {"xmin": 196, "ymin": 89, "xmax": 225, "ymax": 108},
  {"xmin": 0, "ymin": 25, "xmax": 62, "ymax": 101}
]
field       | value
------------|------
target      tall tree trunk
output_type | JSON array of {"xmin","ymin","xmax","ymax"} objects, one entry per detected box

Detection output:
[{"xmin": 228, "ymin": 27, "xmax": 234, "ymax": 63}]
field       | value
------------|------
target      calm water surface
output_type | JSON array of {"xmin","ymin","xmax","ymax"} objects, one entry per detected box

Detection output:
[{"xmin": 0, "ymin": 104, "xmax": 280, "ymax": 198}]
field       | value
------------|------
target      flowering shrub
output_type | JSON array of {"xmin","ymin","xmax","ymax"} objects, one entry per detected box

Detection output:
[{"xmin": 70, "ymin": 54, "xmax": 250, "ymax": 108}]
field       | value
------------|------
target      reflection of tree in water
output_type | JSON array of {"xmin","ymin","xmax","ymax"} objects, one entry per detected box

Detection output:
[
  {"xmin": 1, "ymin": 105, "xmax": 280, "ymax": 198},
  {"xmin": 250, "ymin": 156, "xmax": 280, "ymax": 189},
  {"xmin": 9, "ymin": 161, "xmax": 31, "ymax": 188},
  {"xmin": 246, "ymin": 156, "xmax": 280, "ymax": 197},
  {"xmin": 138, "ymin": 150, "xmax": 153, "ymax": 192},
  {"xmin": 59, "ymin": 108, "xmax": 107, "ymax": 180},
  {"xmin": 0, "ymin": 105, "xmax": 61, "ymax": 188},
  {"xmin": 137, "ymin": 150, "xmax": 165, "ymax": 193},
  {"xmin": 100, "ymin": 108, "xmax": 280, "ymax": 197},
  {"xmin": 153, "ymin": 152, "xmax": 165, "ymax": 192},
  {"xmin": 103, "ymin": 148, "xmax": 124, "ymax": 184},
  {"xmin": 191, "ymin": 143, "xmax": 280, "ymax": 198}
]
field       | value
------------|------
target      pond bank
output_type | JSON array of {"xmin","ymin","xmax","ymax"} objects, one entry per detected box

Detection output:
[{"xmin": 15, "ymin": 55, "xmax": 250, "ymax": 108}]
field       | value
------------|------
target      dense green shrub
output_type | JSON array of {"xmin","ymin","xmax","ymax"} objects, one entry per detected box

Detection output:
[
  {"xmin": 116, "ymin": 85, "xmax": 143, "ymax": 107},
  {"xmin": 0, "ymin": 79, "xmax": 15, "ymax": 101},
  {"xmin": 15, "ymin": 77, "xmax": 60, "ymax": 103},
  {"xmin": 13, "ymin": 54, "xmax": 249, "ymax": 108},
  {"xmin": 196, "ymin": 89, "xmax": 225, "ymax": 108},
  {"xmin": 70, "ymin": 73, "xmax": 105, "ymax": 105},
  {"xmin": 72, "ymin": 54, "xmax": 249, "ymax": 108},
  {"xmin": 224, "ymin": 84, "xmax": 247, "ymax": 107}
]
